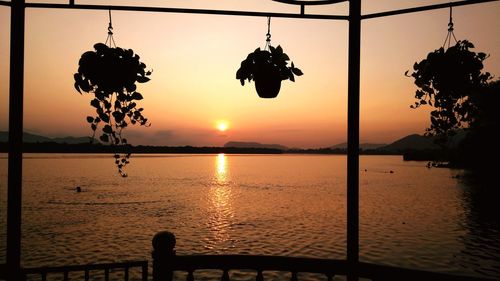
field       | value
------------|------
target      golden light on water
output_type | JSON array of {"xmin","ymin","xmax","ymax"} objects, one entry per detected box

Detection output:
[
  {"xmin": 216, "ymin": 153, "xmax": 227, "ymax": 182},
  {"xmin": 208, "ymin": 153, "xmax": 233, "ymax": 246}
]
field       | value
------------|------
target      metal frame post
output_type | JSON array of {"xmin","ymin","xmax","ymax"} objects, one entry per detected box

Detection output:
[
  {"xmin": 347, "ymin": 0, "xmax": 360, "ymax": 280},
  {"xmin": 7, "ymin": 0, "xmax": 25, "ymax": 280}
]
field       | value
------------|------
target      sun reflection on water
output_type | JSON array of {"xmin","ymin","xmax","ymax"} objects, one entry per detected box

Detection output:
[
  {"xmin": 216, "ymin": 153, "xmax": 227, "ymax": 183},
  {"xmin": 206, "ymin": 153, "xmax": 234, "ymax": 250}
]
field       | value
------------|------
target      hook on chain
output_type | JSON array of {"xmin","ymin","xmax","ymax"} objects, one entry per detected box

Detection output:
[
  {"xmin": 442, "ymin": 5, "xmax": 457, "ymax": 49},
  {"xmin": 105, "ymin": 9, "xmax": 116, "ymax": 48},
  {"xmin": 447, "ymin": 6, "xmax": 454, "ymax": 32},
  {"xmin": 265, "ymin": 17, "xmax": 272, "ymax": 50},
  {"xmin": 108, "ymin": 10, "xmax": 114, "ymax": 36}
]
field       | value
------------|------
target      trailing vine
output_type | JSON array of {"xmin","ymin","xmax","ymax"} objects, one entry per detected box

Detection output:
[{"xmin": 74, "ymin": 43, "xmax": 152, "ymax": 176}]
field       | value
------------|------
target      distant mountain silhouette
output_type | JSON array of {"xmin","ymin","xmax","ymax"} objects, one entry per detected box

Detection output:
[
  {"xmin": 378, "ymin": 134, "xmax": 438, "ymax": 151},
  {"xmin": 331, "ymin": 142, "xmax": 387, "ymax": 150},
  {"xmin": 224, "ymin": 141, "xmax": 288, "ymax": 150},
  {"xmin": 0, "ymin": 131, "xmax": 93, "ymax": 144}
]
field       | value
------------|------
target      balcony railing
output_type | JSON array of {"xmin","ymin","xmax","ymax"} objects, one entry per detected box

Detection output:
[
  {"xmin": 150, "ymin": 231, "xmax": 498, "ymax": 281},
  {"xmin": 22, "ymin": 261, "xmax": 148, "ymax": 281},
  {"xmin": 2, "ymin": 231, "xmax": 496, "ymax": 281}
]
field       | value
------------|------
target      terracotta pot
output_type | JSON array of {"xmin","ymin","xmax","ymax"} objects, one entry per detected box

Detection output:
[{"xmin": 254, "ymin": 63, "xmax": 282, "ymax": 98}]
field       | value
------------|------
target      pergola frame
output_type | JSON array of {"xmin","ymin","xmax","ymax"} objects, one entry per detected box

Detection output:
[{"xmin": 2, "ymin": 0, "xmax": 498, "ymax": 280}]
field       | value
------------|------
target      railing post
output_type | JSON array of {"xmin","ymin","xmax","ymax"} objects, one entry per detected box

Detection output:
[
  {"xmin": 347, "ymin": 0, "xmax": 361, "ymax": 281},
  {"xmin": 7, "ymin": 0, "xmax": 25, "ymax": 280},
  {"xmin": 152, "ymin": 231, "xmax": 176, "ymax": 281}
]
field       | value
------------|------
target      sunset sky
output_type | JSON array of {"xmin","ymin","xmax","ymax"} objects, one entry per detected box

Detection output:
[{"xmin": 0, "ymin": 0, "xmax": 499, "ymax": 148}]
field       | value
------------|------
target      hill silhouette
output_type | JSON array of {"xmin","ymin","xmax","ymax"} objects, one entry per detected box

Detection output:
[
  {"xmin": 0, "ymin": 132, "xmax": 459, "ymax": 156},
  {"xmin": 224, "ymin": 141, "xmax": 288, "ymax": 150},
  {"xmin": 378, "ymin": 134, "xmax": 438, "ymax": 152},
  {"xmin": 0, "ymin": 131, "xmax": 92, "ymax": 144},
  {"xmin": 330, "ymin": 142, "xmax": 387, "ymax": 150}
]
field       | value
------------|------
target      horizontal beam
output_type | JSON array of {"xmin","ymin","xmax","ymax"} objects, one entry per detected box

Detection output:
[
  {"xmin": 0, "ymin": 0, "xmax": 11, "ymax": 7},
  {"xmin": 21, "ymin": 0, "xmax": 499, "ymax": 21},
  {"xmin": 24, "ymin": 2, "xmax": 349, "ymax": 20},
  {"xmin": 272, "ymin": 0, "xmax": 347, "ymax": 5},
  {"xmin": 362, "ymin": 0, "xmax": 499, "ymax": 20}
]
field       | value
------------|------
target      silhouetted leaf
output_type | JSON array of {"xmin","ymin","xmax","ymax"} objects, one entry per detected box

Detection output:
[
  {"xmin": 100, "ymin": 134, "xmax": 109, "ymax": 142},
  {"xmin": 74, "ymin": 82, "xmax": 82, "ymax": 94},
  {"xmin": 292, "ymin": 67, "xmax": 303, "ymax": 76},
  {"xmin": 100, "ymin": 114, "xmax": 110, "ymax": 123},
  {"xmin": 132, "ymin": 92, "xmax": 143, "ymax": 100},
  {"xmin": 275, "ymin": 45, "xmax": 283, "ymax": 56},
  {"xmin": 90, "ymin": 99, "xmax": 100, "ymax": 109},
  {"xmin": 103, "ymin": 125, "xmax": 112, "ymax": 134},
  {"xmin": 112, "ymin": 111, "xmax": 125, "ymax": 123},
  {"xmin": 136, "ymin": 76, "xmax": 150, "ymax": 83},
  {"xmin": 86, "ymin": 116, "xmax": 94, "ymax": 123}
]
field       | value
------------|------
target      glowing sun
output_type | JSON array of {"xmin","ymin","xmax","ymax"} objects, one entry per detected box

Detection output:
[{"xmin": 217, "ymin": 121, "xmax": 229, "ymax": 132}]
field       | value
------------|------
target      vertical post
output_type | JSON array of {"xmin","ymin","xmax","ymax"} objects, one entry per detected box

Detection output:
[
  {"xmin": 347, "ymin": 0, "xmax": 361, "ymax": 281},
  {"xmin": 7, "ymin": 0, "xmax": 25, "ymax": 280},
  {"xmin": 152, "ymin": 231, "xmax": 176, "ymax": 281}
]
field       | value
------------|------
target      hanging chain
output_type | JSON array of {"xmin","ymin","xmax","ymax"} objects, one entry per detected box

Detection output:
[
  {"xmin": 442, "ymin": 6, "xmax": 458, "ymax": 49},
  {"xmin": 105, "ymin": 9, "xmax": 117, "ymax": 48},
  {"xmin": 265, "ymin": 17, "xmax": 272, "ymax": 50}
]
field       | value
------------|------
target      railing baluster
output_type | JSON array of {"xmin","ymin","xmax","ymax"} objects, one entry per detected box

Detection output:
[
  {"xmin": 256, "ymin": 270, "xmax": 264, "ymax": 281},
  {"xmin": 221, "ymin": 269, "xmax": 230, "ymax": 281},
  {"xmin": 326, "ymin": 274, "xmax": 333, "ymax": 281},
  {"xmin": 290, "ymin": 271, "xmax": 298, "ymax": 281},
  {"xmin": 124, "ymin": 265, "xmax": 129, "ymax": 281},
  {"xmin": 187, "ymin": 270, "xmax": 194, "ymax": 281},
  {"xmin": 63, "ymin": 270, "xmax": 69, "ymax": 281},
  {"xmin": 41, "ymin": 271, "xmax": 47, "ymax": 281},
  {"xmin": 84, "ymin": 268, "xmax": 89, "ymax": 281},
  {"xmin": 141, "ymin": 262, "xmax": 148, "ymax": 281},
  {"xmin": 105, "ymin": 268, "xmax": 110, "ymax": 281}
]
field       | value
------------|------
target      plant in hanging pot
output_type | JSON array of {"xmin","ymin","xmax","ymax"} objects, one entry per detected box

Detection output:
[
  {"xmin": 236, "ymin": 45, "xmax": 303, "ymax": 98},
  {"xmin": 406, "ymin": 40, "xmax": 492, "ymax": 139},
  {"xmin": 74, "ymin": 42, "xmax": 152, "ymax": 177}
]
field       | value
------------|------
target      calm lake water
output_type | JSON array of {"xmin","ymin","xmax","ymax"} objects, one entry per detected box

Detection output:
[{"xmin": 0, "ymin": 154, "xmax": 499, "ymax": 280}]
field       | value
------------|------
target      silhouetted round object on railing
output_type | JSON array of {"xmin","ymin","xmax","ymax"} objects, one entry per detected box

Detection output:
[{"xmin": 152, "ymin": 231, "xmax": 176, "ymax": 253}]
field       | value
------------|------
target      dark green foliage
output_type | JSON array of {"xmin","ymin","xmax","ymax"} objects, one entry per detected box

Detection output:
[
  {"xmin": 236, "ymin": 45, "xmax": 303, "ymax": 96},
  {"xmin": 74, "ymin": 43, "xmax": 152, "ymax": 176},
  {"xmin": 454, "ymin": 80, "xmax": 500, "ymax": 170},
  {"xmin": 406, "ymin": 40, "xmax": 492, "ymax": 140},
  {"xmin": 407, "ymin": 40, "xmax": 499, "ymax": 169}
]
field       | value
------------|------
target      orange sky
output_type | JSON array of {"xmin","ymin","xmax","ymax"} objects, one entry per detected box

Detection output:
[{"xmin": 0, "ymin": 1, "xmax": 499, "ymax": 148}]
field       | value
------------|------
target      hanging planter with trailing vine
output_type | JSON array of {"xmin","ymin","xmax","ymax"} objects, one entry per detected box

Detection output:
[
  {"xmin": 236, "ymin": 17, "xmax": 303, "ymax": 98},
  {"xmin": 405, "ymin": 7, "xmax": 492, "ymax": 140},
  {"xmin": 73, "ymin": 11, "xmax": 152, "ymax": 177}
]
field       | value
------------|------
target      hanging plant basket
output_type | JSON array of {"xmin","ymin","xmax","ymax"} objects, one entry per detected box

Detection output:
[
  {"xmin": 236, "ymin": 45, "xmax": 303, "ymax": 98},
  {"xmin": 406, "ymin": 7, "xmax": 493, "ymax": 141},
  {"xmin": 236, "ymin": 17, "xmax": 303, "ymax": 98},
  {"xmin": 406, "ymin": 40, "xmax": 491, "ymax": 137},
  {"xmin": 74, "ymin": 42, "xmax": 152, "ymax": 176}
]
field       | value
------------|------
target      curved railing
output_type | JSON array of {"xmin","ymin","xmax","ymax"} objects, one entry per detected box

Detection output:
[
  {"xmin": 160, "ymin": 255, "xmax": 346, "ymax": 280},
  {"xmin": 151, "ymin": 231, "xmax": 497, "ymax": 281},
  {"xmin": 11, "ymin": 231, "xmax": 498, "ymax": 281}
]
